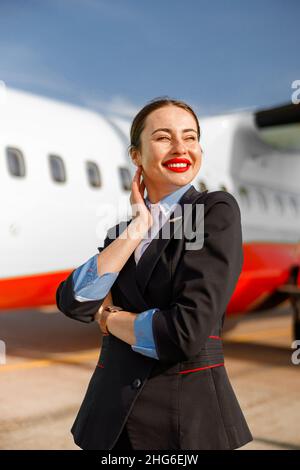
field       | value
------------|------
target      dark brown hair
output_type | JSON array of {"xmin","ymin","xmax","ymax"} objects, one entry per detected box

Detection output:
[{"xmin": 128, "ymin": 96, "xmax": 201, "ymax": 156}]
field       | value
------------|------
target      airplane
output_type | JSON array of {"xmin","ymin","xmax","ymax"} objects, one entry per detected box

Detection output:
[{"xmin": 0, "ymin": 85, "xmax": 300, "ymax": 339}]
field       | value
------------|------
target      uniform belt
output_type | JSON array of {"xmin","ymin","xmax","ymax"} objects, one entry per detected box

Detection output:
[{"xmin": 149, "ymin": 336, "xmax": 224, "ymax": 377}]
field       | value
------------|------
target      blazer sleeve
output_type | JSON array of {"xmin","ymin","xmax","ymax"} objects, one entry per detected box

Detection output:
[
  {"xmin": 56, "ymin": 221, "xmax": 126, "ymax": 323},
  {"xmin": 152, "ymin": 192, "xmax": 244, "ymax": 363}
]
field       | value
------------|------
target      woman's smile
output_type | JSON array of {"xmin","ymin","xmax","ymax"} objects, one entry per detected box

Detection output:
[{"xmin": 162, "ymin": 157, "xmax": 192, "ymax": 173}]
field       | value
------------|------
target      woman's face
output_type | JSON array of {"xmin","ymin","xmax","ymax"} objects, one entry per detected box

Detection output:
[{"xmin": 132, "ymin": 105, "xmax": 202, "ymax": 202}]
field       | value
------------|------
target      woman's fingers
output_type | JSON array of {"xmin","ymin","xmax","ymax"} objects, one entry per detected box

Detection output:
[
  {"xmin": 137, "ymin": 167, "xmax": 144, "ymax": 195},
  {"xmin": 131, "ymin": 167, "xmax": 144, "ymax": 202},
  {"xmin": 131, "ymin": 168, "xmax": 140, "ymax": 192},
  {"xmin": 100, "ymin": 291, "xmax": 113, "ymax": 311},
  {"xmin": 95, "ymin": 290, "xmax": 113, "ymax": 323},
  {"xmin": 104, "ymin": 290, "xmax": 113, "ymax": 306},
  {"xmin": 129, "ymin": 166, "xmax": 151, "ymax": 226},
  {"xmin": 130, "ymin": 168, "xmax": 139, "ymax": 204}
]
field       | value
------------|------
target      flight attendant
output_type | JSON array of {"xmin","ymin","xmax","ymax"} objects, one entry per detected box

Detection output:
[{"xmin": 56, "ymin": 97, "xmax": 253, "ymax": 450}]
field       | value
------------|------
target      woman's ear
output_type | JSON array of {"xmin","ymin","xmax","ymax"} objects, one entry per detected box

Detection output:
[
  {"xmin": 130, "ymin": 147, "xmax": 135, "ymax": 164},
  {"xmin": 130, "ymin": 148, "xmax": 142, "ymax": 167}
]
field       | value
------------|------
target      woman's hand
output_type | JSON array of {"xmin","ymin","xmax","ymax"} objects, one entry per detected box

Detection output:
[
  {"xmin": 96, "ymin": 290, "xmax": 124, "ymax": 335},
  {"xmin": 95, "ymin": 290, "xmax": 113, "ymax": 326},
  {"xmin": 130, "ymin": 166, "xmax": 153, "ymax": 230}
]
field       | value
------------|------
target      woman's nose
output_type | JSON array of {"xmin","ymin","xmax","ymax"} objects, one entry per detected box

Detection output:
[{"xmin": 171, "ymin": 139, "xmax": 187, "ymax": 154}]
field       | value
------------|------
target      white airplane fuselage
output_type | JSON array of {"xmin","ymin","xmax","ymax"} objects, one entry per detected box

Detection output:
[{"xmin": 0, "ymin": 87, "xmax": 299, "ymax": 312}]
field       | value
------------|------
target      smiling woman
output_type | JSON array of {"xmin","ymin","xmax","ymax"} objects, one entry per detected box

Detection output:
[
  {"xmin": 56, "ymin": 96, "xmax": 253, "ymax": 450},
  {"xmin": 129, "ymin": 98, "xmax": 202, "ymax": 201}
]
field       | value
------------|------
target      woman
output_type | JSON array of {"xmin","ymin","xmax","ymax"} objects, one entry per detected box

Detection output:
[{"xmin": 56, "ymin": 97, "xmax": 253, "ymax": 450}]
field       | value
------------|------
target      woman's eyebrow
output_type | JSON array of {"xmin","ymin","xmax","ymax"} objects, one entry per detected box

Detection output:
[
  {"xmin": 151, "ymin": 128, "xmax": 197, "ymax": 135},
  {"xmin": 151, "ymin": 128, "xmax": 171, "ymax": 135}
]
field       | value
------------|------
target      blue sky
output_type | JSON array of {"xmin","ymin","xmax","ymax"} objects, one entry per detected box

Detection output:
[{"xmin": 0, "ymin": 0, "xmax": 299, "ymax": 117}]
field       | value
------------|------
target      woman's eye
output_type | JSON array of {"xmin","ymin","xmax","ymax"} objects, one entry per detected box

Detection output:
[{"xmin": 157, "ymin": 136, "xmax": 195, "ymax": 142}]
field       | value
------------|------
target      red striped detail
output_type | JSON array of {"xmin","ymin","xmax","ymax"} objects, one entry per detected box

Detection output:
[
  {"xmin": 178, "ymin": 362, "xmax": 224, "ymax": 374},
  {"xmin": 209, "ymin": 335, "xmax": 222, "ymax": 340}
]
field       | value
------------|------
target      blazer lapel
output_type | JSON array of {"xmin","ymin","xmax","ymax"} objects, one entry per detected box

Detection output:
[
  {"xmin": 115, "ymin": 254, "xmax": 152, "ymax": 312},
  {"xmin": 135, "ymin": 186, "xmax": 208, "ymax": 296}
]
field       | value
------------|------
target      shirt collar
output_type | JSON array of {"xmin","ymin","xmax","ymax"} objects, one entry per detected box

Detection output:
[{"xmin": 144, "ymin": 183, "xmax": 192, "ymax": 216}]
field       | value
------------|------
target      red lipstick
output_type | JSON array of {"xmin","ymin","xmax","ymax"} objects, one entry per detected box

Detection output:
[{"xmin": 162, "ymin": 157, "xmax": 191, "ymax": 173}]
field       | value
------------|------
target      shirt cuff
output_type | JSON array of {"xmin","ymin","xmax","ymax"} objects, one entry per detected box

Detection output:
[
  {"xmin": 72, "ymin": 254, "xmax": 119, "ymax": 302},
  {"xmin": 131, "ymin": 308, "xmax": 159, "ymax": 360}
]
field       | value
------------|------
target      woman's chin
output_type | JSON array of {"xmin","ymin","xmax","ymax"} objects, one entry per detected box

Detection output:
[{"xmin": 163, "ymin": 172, "xmax": 193, "ymax": 185}]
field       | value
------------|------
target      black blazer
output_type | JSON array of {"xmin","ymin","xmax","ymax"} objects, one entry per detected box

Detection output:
[{"xmin": 56, "ymin": 186, "xmax": 253, "ymax": 450}]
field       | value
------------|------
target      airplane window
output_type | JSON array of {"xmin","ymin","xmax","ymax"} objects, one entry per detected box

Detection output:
[
  {"xmin": 118, "ymin": 167, "xmax": 131, "ymax": 191},
  {"xmin": 257, "ymin": 190, "xmax": 268, "ymax": 211},
  {"xmin": 6, "ymin": 147, "xmax": 26, "ymax": 177},
  {"xmin": 86, "ymin": 161, "xmax": 102, "ymax": 188},
  {"xmin": 289, "ymin": 196, "xmax": 298, "ymax": 215},
  {"xmin": 274, "ymin": 193, "xmax": 284, "ymax": 213},
  {"xmin": 238, "ymin": 186, "xmax": 250, "ymax": 209},
  {"xmin": 49, "ymin": 155, "xmax": 66, "ymax": 183}
]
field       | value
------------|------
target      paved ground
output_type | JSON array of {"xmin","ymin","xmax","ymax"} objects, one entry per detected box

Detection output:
[{"xmin": 0, "ymin": 302, "xmax": 299, "ymax": 450}]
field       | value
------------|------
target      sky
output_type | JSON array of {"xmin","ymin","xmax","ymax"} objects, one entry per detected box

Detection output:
[{"xmin": 0, "ymin": 0, "xmax": 299, "ymax": 118}]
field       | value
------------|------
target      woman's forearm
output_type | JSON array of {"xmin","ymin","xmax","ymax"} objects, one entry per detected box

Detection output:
[
  {"xmin": 97, "ymin": 216, "xmax": 149, "ymax": 275},
  {"xmin": 97, "ymin": 215, "xmax": 150, "ymax": 345},
  {"xmin": 106, "ymin": 310, "xmax": 137, "ymax": 346}
]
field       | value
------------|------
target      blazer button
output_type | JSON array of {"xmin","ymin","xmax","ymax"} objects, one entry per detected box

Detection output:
[{"xmin": 132, "ymin": 378, "xmax": 142, "ymax": 389}]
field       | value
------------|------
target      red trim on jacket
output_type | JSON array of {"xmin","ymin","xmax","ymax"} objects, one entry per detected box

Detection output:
[{"xmin": 178, "ymin": 363, "xmax": 224, "ymax": 374}]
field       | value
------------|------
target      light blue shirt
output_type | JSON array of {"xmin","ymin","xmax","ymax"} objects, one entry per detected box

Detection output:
[{"xmin": 72, "ymin": 183, "xmax": 192, "ymax": 360}]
